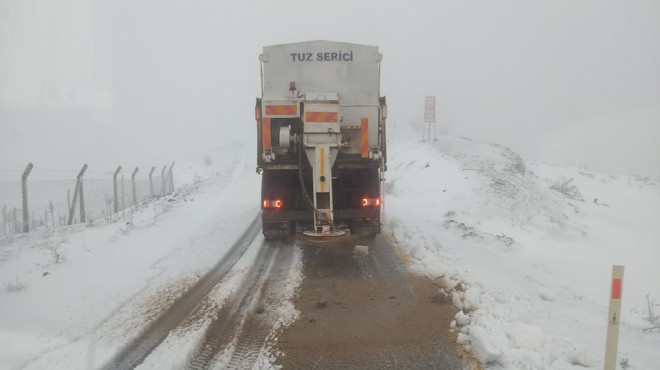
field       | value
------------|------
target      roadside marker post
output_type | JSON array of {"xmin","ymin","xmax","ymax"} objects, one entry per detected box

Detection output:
[{"xmin": 604, "ymin": 265, "xmax": 624, "ymax": 370}]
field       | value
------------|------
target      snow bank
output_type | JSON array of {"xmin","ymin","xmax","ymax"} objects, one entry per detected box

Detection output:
[
  {"xmin": 469, "ymin": 326, "xmax": 502, "ymax": 364},
  {"xmin": 386, "ymin": 129, "xmax": 660, "ymax": 369}
]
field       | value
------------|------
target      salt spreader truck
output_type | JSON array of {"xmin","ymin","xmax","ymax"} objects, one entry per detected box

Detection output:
[{"xmin": 255, "ymin": 41, "xmax": 387, "ymax": 238}]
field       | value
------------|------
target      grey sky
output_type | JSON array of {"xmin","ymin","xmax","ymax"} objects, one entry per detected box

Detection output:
[{"xmin": 1, "ymin": 0, "xmax": 659, "ymax": 178}]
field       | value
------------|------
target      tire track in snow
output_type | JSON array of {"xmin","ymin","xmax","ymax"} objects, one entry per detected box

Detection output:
[
  {"xmin": 101, "ymin": 214, "xmax": 262, "ymax": 370},
  {"xmin": 186, "ymin": 240, "xmax": 296, "ymax": 369}
]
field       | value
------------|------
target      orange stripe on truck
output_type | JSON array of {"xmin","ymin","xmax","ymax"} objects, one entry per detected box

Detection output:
[
  {"xmin": 262, "ymin": 117, "xmax": 272, "ymax": 151},
  {"xmin": 265, "ymin": 104, "xmax": 297, "ymax": 116},
  {"xmin": 361, "ymin": 118, "xmax": 369, "ymax": 158},
  {"xmin": 305, "ymin": 111, "xmax": 338, "ymax": 123}
]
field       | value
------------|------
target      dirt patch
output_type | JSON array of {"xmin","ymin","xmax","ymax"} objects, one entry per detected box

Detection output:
[{"xmin": 275, "ymin": 239, "xmax": 467, "ymax": 369}]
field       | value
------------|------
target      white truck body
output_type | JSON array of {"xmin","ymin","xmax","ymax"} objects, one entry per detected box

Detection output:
[
  {"xmin": 260, "ymin": 41, "xmax": 382, "ymax": 157},
  {"xmin": 256, "ymin": 41, "xmax": 386, "ymax": 237}
]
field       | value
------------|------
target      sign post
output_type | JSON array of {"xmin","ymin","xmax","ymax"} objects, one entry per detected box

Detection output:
[
  {"xmin": 604, "ymin": 265, "xmax": 624, "ymax": 370},
  {"xmin": 424, "ymin": 96, "xmax": 436, "ymax": 141}
]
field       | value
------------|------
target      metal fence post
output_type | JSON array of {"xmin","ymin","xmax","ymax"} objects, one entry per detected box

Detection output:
[
  {"xmin": 21, "ymin": 163, "xmax": 33, "ymax": 232},
  {"xmin": 161, "ymin": 165, "xmax": 167, "ymax": 195},
  {"xmin": 149, "ymin": 166, "xmax": 155, "ymax": 197},
  {"xmin": 13, "ymin": 208, "xmax": 18, "ymax": 233},
  {"xmin": 49, "ymin": 201, "xmax": 55, "ymax": 228},
  {"xmin": 168, "ymin": 162, "xmax": 175, "ymax": 193},
  {"xmin": 78, "ymin": 164, "xmax": 88, "ymax": 223},
  {"xmin": 68, "ymin": 182, "xmax": 79, "ymax": 225},
  {"xmin": 131, "ymin": 167, "xmax": 139, "ymax": 206},
  {"xmin": 121, "ymin": 175, "xmax": 125, "ymax": 211},
  {"xmin": 67, "ymin": 164, "xmax": 87, "ymax": 225},
  {"xmin": 113, "ymin": 166, "xmax": 122, "ymax": 213}
]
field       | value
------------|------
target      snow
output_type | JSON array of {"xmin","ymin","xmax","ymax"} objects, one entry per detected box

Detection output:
[
  {"xmin": 1, "ymin": 124, "xmax": 659, "ymax": 369},
  {"xmin": 386, "ymin": 127, "xmax": 660, "ymax": 369},
  {"xmin": 455, "ymin": 311, "xmax": 470, "ymax": 326},
  {"xmin": 469, "ymin": 326, "xmax": 503, "ymax": 364},
  {"xmin": 0, "ymin": 145, "xmax": 272, "ymax": 369}
]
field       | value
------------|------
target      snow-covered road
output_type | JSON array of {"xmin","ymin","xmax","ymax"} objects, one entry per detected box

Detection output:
[{"xmin": 1, "ymin": 131, "xmax": 659, "ymax": 369}]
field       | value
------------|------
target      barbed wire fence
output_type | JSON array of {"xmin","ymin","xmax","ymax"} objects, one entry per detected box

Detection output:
[{"xmin": 0, "ymin": 162, "xmax": 175, "ymax": 237}]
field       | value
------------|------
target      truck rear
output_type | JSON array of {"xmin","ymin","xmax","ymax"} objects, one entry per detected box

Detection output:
[{"xmin": 255, "ymin": 40, "xmax": 387, "ymax": 238}]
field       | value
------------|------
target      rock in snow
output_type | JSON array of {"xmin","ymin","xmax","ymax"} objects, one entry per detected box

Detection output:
[{"xmin": 469, "ymin": 326, "xmax": 502, "ymax": 364}]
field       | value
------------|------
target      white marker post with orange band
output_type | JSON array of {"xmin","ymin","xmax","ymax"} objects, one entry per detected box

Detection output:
[{"xmin": 604, "ymin": 265, "xmax": 624, "ymax": 370}]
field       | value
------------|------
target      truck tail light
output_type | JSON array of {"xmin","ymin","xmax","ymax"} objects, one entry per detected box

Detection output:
[
  {"xmin": 361, "ymin": 198, "xmax": 381, "ymax": 207},
  {"xmin": 263, "ymin": 199, "xmax": 282, "ymax": 209}
]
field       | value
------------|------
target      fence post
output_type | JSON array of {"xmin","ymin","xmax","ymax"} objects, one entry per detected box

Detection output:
[
  {"xmin": 149, "ymin": 166, "xmax": 155, "ymax": 197},
  {"xmin": 67, "ymin": 164, "xmax": 87, "ymax": 225},
  {"xmin": 104, "ymin": 194, "xmax": 111, "ymax": 215},
  {"xmin": 21, "ymin": 163, "xmax": 33, "ymax": 232},
  {"xmin": 68, "ymin": 183, "xmax": 79, "ymax": 224},
  {"xmin": 168, "ymin": 162, "xmax": 175, "ymax": 193},
  {"xmin": 121, "ymin": 175, "xmax": 126, "ymax": 211},
  {"xmin": 113, "ymin": 166, "xmax": 122, "ymax": 213},
  {"xmin": 161, "ymin": 165, "xmax": 167, "ymax": 195},
  {"xmin": 49, "ymin": 201, "xmax": 55, "ymax": 228},
  {"xmin": 78, "ymin": 164, "xmax": 88, "ymax": 223},
  {"xmin": 13, "ymin": 208, "xmax": 18, "ymax": 233},
  {"xmin": 131, "ymin": 167, "xmax": 139, "ymax": 206}
]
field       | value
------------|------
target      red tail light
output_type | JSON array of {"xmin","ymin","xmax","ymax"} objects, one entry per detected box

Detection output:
[
  {"xmin": 263, "ymin": 199, "xmax": 283, "ymax": 209},
  {"xmin": 361, "ymin": 198, "xmax": 381, "ymax": 207}
]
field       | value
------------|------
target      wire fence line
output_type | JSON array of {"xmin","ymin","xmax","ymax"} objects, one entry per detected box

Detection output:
[{"xmin": 0, "ymin": 163, "xmax": 175, "ymax": 236}]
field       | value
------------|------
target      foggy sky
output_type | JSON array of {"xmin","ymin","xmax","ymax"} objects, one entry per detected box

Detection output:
[{"xmin": 1, "ymin": 0, "xmax": 659, "ymax": 179}]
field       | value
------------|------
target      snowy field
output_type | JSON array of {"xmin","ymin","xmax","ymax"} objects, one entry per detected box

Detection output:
[
  {"xmin": 386, "ymin": 129, "xmax": 660, "ymax": 369},
  {"xmin": 1, "ymin": 132, "xmax": 659, "ymax": 369}
]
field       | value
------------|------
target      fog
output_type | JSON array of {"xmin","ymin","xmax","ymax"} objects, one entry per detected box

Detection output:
[{"xmin": 1, "ymin": 0, "xmax": 659, "ymax": 179}]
